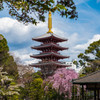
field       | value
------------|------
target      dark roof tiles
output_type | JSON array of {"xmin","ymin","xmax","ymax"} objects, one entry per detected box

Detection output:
[{"xmin": 73, "ymin": 70, "xmax": 100, "ymax": 84}]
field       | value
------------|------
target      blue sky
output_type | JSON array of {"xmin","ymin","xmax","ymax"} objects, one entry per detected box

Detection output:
[{"xmin": 0, "ymin": 0, "xmax": 100, "ymax": 65}]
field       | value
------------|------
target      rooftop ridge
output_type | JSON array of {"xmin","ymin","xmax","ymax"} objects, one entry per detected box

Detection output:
[
  {"xmin": 73, "ymin": 70, "xmax": 100, "ymax": 83},
  {"xmin": 32, "ymin": 33, "xmax": 67, "ymax": 42}
]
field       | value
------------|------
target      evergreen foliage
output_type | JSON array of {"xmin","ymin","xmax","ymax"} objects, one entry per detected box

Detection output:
[
  {"xmin": 78, "ymin": 40, "xmax": 100, "ymax": 64},
  {"xmin": 0, "ymin": 34, "xmax": 18, "ymax": 78},
  {"xmin": 76, "ymin": 40, "xmax": 100, "ymax": 75},
  {"xmin": 19, "ymin": 72, "xmax": 44, "ymax": 100},
  {"xmin": 19, "ymin": 72, "xmax": 59, "ymax": 100}
]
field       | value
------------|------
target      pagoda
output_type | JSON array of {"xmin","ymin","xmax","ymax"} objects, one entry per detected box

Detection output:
[{"xmin": 30, "ymin": 11, "xmax": 69, "ymax": 77}]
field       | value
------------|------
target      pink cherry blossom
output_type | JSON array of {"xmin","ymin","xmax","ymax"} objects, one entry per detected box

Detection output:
[{"xmin": 45, "ymin": 68, "xmax": 78, "ymax": 98}]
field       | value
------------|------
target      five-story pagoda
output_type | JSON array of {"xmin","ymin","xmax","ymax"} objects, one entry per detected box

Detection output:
[{"xmin": 30, "ymin": 11, "xmax": 69, "ymax": 78}]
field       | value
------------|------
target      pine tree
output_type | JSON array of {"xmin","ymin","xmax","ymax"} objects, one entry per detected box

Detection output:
[{"xmin": 0, "ymin": 34, "xmax": 18, "ymax": 78}]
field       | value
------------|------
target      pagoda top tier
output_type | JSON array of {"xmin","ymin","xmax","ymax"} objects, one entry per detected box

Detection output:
[
  {"xmin": 32, "ymin": 33, "xmax": 67, "ymax": 43},
  {"xmin": 32, "ymin": 11, "xmax": 67, "ymax": 43}
]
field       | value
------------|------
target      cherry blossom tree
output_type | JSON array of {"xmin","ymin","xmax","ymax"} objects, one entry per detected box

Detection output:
[{"xmin": 44, "ymin": 68, "xmax": 78, "ymax": 99}]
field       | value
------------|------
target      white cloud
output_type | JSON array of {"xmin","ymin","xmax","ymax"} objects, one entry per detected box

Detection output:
[
  {"xmin": 0, "ymin": 17, "xmax": 47, "ymax": 43},
  {"xmin": 25, "ymin": 59, "xmax": 39, "ymax": 65},
  {"xmin": 10, "ymin": 48, "xmax": 40, "ymax": 65},
  {"xmin": 67, "ymin": 33, "xmax": 78, "ymax": 46},
  {"xmin": 74, "ymin": 34, "xmax": 100, "ymax": 50}
]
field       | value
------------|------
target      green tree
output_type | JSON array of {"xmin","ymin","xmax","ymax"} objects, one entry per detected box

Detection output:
[
  {"xmin": 19, "ymin": 72, "xmax": 44, "ymax": 100},
  {"xmin": 43, "ymin": 80, "xmax": 60, "ymax": 100},
  {"xmin": 0, "ymin": 67, "xmax": 20, "ymax": 100},
  {"xmin": 78, "ymin": 40, "xmax": 100, "ymax": 62},
  {"xmin": 0, "ymin": 34, "xmax": 18, "ymax": 78},
  {"xmin": 0, "ymin": 0, "xmax": 78, "ymax": 24},
  {"xmin": 73, "ymin": 60, "xmax": 78, "ymax": 67},
  {"xmin": 19, "ymin": 72, "xmax": 58, "ymax": 100},
  {"xmin": 77, "ymin": 40, "xmax": 100, "ymax": 75},
  {"xmin": 0, "ymin": 34, "xmax": 9, "ymax": 65}
]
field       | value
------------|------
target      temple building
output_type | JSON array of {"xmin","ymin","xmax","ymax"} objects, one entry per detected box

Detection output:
[
  {"xmin": 30, "ymin": 11, "xmax": 69, "ymax": 77},
  {"xmin": 73, "ymin": 70, "xmax": 100, "ymax": 100}
]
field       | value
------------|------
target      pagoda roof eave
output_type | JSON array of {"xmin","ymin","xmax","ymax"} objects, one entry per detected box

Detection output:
[
  {"xmin": 32, "ymin": 33, "xmax": 67, "ymax": 42},
  {"xmin": 73, "ymin": 70, "xmax": 100, "ymax": 84},
  {"xmin": 31, "ymin": 43, "xmax": 68, "ymax": 50},
  {"xmin": 30, "ymin": 52, "xmax": 69, "ymax": 59},
  {"xmin": 30, "ymin": 61, "xmax": 70, "ymax": 67}
]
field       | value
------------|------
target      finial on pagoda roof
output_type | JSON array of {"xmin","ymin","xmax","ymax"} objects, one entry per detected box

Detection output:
[{"xmin": 47, "ymin": 11, "xmax": 53, "ymax": 33}]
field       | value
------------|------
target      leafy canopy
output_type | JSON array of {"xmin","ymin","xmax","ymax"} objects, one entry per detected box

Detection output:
[
  {"xmin": 78, "ymin": 40, "xmax": 100, "ymax": 65},
  {"xmin": 0, "ymin": 34, "xmax": 18, "ymax": 78},
  {"xmin": 77, "ymin": 40, "xmax": 100, "ymax": 75},
  {"xmin": 0, "ymin": 0, "xmax": 78, "ymax": 24},
  {"xmin": 19, "ymin": 71, "xmax": 59, "ymax": 100},
  {"xmin": 0, "ymin": 67, "xmax": 20, "ymax": 100},
  {"xmin": 19, "ymin": 72, "xmax": 44, "ymax": 100}
]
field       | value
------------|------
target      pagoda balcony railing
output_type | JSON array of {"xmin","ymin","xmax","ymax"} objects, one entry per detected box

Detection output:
[
  {"xmin": 40, "ymin": 51, "xmax": 60, "ymax": 54},
  {"xmin": 41, "ymin": 43, "xmax": 59, "ymax": 46},
  {"xmin": 38, "ymin": 61, "xmax": 66, "ymax": 64}
]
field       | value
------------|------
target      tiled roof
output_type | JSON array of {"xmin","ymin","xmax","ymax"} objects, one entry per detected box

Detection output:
[
  {"xmin": 30, "ymin": 52, "xmax": 69, "ymax": 59},
  {"xmin": 73, "ymin": 70, "xmax": 100, "ymax": 84},
  {"xmin": 31, "ymin": 43, "xmax": 68, "ymax": 50},
  {"xmin": 32, "ymin": 33, "xmax": 67, "ymax": 42}
]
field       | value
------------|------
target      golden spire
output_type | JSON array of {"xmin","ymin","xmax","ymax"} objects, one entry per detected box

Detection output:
[{"xmin": 47, "ymin": 11, "xmax": 53, "ymax": 33}]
